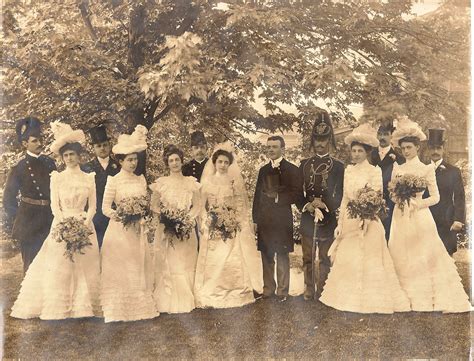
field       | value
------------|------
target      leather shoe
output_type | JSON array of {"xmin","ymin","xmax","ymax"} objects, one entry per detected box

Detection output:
[
  {"xmin": 303, "ymin": 293, "xmax": 314, "ymax": 301},
  {"xmin": 277, "ymin": 295, "xmax": 288, "ymax": 302}
]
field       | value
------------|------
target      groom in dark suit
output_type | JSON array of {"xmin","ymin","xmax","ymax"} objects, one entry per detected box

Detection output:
[
  {"xmin": 297, "ymin": 112, "xmax": 344, "ymax": 300},
  {"xmin": 253, "ymin": 136, "xmax": 300, "ymax": 302},
  {"xmin": 81, "ymin": 125, "xmax": 120, "ymax": 248},
  {"xmin": 370, "ymin": 117, "xmax": 405, "ymax": 240},
  {"xmin": 426, "ymin": 129, "xmax": 465, "ymax": 255}
]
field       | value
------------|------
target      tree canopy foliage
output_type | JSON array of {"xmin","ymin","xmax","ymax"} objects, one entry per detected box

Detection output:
[{"xmin": 2, "ymin": 0, "xmax": 469, "ymax": 153}]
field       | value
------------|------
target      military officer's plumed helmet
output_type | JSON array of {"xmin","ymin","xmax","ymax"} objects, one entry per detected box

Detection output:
[
  {"xmin": 190, "ymin": 131, "xmax": 207, "ymax": 146},
  {"xmin": 16, "ymin": 117, "xmax": 42, "ymax": 143},
  {"xmin": 311, "ymin": 110, "xmax": 336, "ymax": 149}
]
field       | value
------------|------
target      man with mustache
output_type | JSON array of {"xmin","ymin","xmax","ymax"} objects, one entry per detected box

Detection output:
[
  {"xmin": 297, "ymin": 111, "xmax": 344, "ymax": 300},
  {"xmin": 182, "ymin": 131, "xmax": 209, "ymax": 182},
  {"xmin": 3, "ymin": 117, "xmax": 57, "ymax": 272},
  {"xmin": 369, "ymin": 117, "xmax": 405, "ymax": 240},
  {"xmin": 426, "ymin": 128, "xmax": 465, "ymax": 255}
]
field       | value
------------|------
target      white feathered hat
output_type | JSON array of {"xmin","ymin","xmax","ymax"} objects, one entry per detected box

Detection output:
[
  {"xmin": 391, "ymin": 115, "xmax": 426, "ymax": 147},
  {"xmin": 50, "ymin": 121, "xmax": 86, "ymax": 154},
  {"xmin": 344, "ymin": 123, "xmax": 379, "ymax": 148},
  {"xmin": 112, "ymin": 125, "xmax": 148, "ymax": 155}
]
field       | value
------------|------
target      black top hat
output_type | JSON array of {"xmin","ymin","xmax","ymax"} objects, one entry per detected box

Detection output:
[
  {"xmin": 311, "ymin": 110, "xmax": 336, "ymax": 148},
  {"xmin": 88, "ymin": 125, "xmax": 110, "ymax": 144},
  {"xmin": 190, "ymin": 131, "xmax": 207, "ymax": 146},
  {"xmin": 377, "ymin": 116, "xmax": 396, "ymax": 133},
  {"xmin": 16, "ymin": 117, "xmax": 42, "ymax": 143},
  {"xmin": 427, "ymin": 128, "xmax": 445, "ymax": 146}
]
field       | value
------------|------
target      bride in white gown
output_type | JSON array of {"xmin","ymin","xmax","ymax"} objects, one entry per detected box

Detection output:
[
  {"xmin": 388, "ymin": 117, "xmax": 471, "ymax": 313},
  {"xmin": 194, "ymin": 142, "xmax": 263, "ymax": 308},
  {"xmin": 320, "ymin": 124, "xmax": 410, "ymax": 314},
  {"xmin": 11, "ymin": 122, "xmax": 100, "ymax": 320}
]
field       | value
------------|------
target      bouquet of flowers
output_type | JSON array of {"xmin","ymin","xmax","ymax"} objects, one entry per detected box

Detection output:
[
  {"xmin": 347, "ymin": 184, "xmax": 387, "ymax": 223},
  {"xmin": 114, "ymin": 195, "xmax": 151, "ymax": 229},
  {"xmin": 388, "ymin": 174, "xmax": 427, "ymax": 212},
  {"xmin": 159, "ymin": 203, "xmax": 195, "ymax": 246},
  {"xmin": 207, "ymin": 203, "xmax": 241, "ymax": 242},
  {"xmin": 51, "ymin": 216, "xmax": 93, "ymax": 262}
]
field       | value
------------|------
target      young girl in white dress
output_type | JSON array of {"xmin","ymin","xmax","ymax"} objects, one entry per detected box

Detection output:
[
  {"xmin": 150, "ymin": 145, "xmax": 201, "ymax": 314},
  {"xmin": 194, "ymin": 143, "xmax": 263, "ymax": 308},
  {"xmin": 11, "ymin": 122, "xmax": 100, "ymax": 320},
  {"xmin": 320, "ymin": 124, "xmax": 410, "ymax": 314},
  {"xmin": 388, "ymin": 117, "xmax": 471, "ymax": 313},
  {"xmin": 100, "ymin": 126, "xmax": 159, "ymax": 322}
]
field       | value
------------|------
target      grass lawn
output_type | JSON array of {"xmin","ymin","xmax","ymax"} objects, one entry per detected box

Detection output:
[{"xmin": 1, "ymin": 240, "xmax": 472, "ymax": 359}]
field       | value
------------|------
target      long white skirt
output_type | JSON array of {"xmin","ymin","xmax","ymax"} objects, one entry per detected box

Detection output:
[
  {"xmin": 153, "ymin": 225, "xmax": 198, "ymax": 314},
  {"xmin": 100, "ymin": 220, "xmax": 158, "ymax": 322},
  {"xmin": 11, "ymin": 214, "xmax": 101, "ymax": 320},
  {"xmin": 389, "ymin": 205, "xmax": 471, "ymax": 313},
  {"xmin": 321, "ymin": 216, "xmax": 410, "ymax": 314}
]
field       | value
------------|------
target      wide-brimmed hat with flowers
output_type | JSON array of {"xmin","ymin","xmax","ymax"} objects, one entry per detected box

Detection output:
[
  {"xmin": 112, "ymin": 125, "xmax": 148, "ymax": 155},
  {"xmin": 391, "ymin": 115, "xmax": 426, "ymax": 147},
  {"xmin": 50, "ymin": 121, "xmax": 86, "ymax": 154},
  {"xmin": 344, "ymin": 123, "xmax": 379, "ymax": 148}
]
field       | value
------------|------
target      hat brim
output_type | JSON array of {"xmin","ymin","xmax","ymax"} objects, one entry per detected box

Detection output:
[
  {"xmin": 50, "ymin": 130, "xmax": 85, "ymax": 154},
  {"xmin": 112, "ymin": 143, "xmax": 147, "ymax": 155},
  {"xmin": 344, "ymin": 134, "xmax": 379, "ymax": 148},
  {"xmin": 391, "ymin": 128, "xmax": 426, "ymax": 147}
]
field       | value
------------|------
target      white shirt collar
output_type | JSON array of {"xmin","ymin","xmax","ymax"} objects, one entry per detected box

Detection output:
[
  {"xmin": 270, "ymin": 157, "xmax": 283, "ymax": 168},
  {"xmin": 315, "ymin": 153, "xmax": 329, "ymax": 158},
  {"xmin": 98, "ymin": 156, "xmax": 110, "ymax": 170},
  {"xmin": 378, "ymin": 145, "xmax": 391, "ymax": 158},
  {"xmin": 26, "ymin": 151, "xmax": 40, "ymax": 158},
  {"xmin": 406, "ymin": 156, "xmax": 421, "ymax": 165},
  {"xmin": 195, "ymin": 158, "xmax": 207, "ymax": 164},
  {"xmin": 432, "ymin": 159, "xmax": 443, "ymax": 168}
]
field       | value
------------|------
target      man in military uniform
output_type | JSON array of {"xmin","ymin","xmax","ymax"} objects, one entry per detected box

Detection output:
[
  {"xmin": 81, "ymin": 125, "xmax": 120, "ymax": 248},
  {"xmin": 370, "ymin": 117, "xmax": 405, "ymax": 241},
  {"xmin": 297, "ymin": 111, "xmax": 344, "ymax": 300},
  {"xmin": 182, "ymin": 131, "xmax": 209, "ymax": 182},
  {"xmin": 3, "ymin": 117, "xmax": 57, "ymax": 272},
  {"xmin": 426, "ymin": 128, "xmax": 465, "ymax": 255}
]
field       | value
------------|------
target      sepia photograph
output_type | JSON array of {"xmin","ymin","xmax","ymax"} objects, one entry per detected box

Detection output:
[{"xmin": 1, "ymin": 0, "xmax": 472, "ymax": 359}]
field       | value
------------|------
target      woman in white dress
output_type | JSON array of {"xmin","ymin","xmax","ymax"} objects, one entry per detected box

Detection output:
[
  {"xmin": 320, "ymin": 124, "xmax": 410, "ymax": 314},
  {"xmin": 11, "ymin": 122, "xmax": 100, "ymax": 320},
  {"xmin": 100, "ymin": 125, "xmax": 158, "ymax": 322},
  {"xmin": 388, "ymin": 117, "xmax": 471, "ymax": 313},
  {"xmin": 150, "ymin": 145, "xmax": 201, "ymax": 314},
  {"xmin": 194, "ymin": 142, "xmax": 263, "ymax": 309}
]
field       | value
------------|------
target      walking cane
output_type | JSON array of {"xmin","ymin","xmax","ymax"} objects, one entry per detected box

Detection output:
[{"xmin": 311, "ymin": 211, "xmax": 319, "ymax": 300}]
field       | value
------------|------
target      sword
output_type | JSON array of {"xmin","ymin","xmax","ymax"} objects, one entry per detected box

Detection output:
[{"xmin": 311, "ymin": 208, "xmax": 324, "ymax": 300}]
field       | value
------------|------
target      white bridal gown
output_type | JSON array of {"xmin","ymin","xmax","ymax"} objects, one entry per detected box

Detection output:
[
  {"xmin": 320, "ymin": 160, "xmax": 410, "ymax": 314},
  {"xmin": 150, "ymin": 175, "xmax": 200, "ymax": 314},
  {"xmin": 11, "ymin": 168, "xmax": 101, "ymax": 319},
  {"xmin": 100, "ymin": 170, "xmax": 158, "ymax": 322},
  {"xmin": 194, "ymin": 173, "xmax": 263, "ymax": 309},
  {"xmin": 388, "ymin": 156, "xmax": 471, "ymax": 313}
]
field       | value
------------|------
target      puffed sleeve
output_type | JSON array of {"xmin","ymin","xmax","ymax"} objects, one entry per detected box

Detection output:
[
  {"xmin": 337, "ymin": 165, "xmax": 351, "ymax": 229},
  {"xmin": 418, "ymin": 164, "xmax": 440, "ymax": 209},
  {"xmin": 149, "ymin": 177, "xmax": 164, "ymax": 213},
  {"xmin": 372, "ymin": 166, "xmax": 383, "ymax": 193},
  {"xmin": 102, "ymin": 176, "xmax": 117, "ymax": 219},
  {"xmin": 50, "ymin": 171, "xmax": 63, "ymax": 220},
  {"xmin": 85, "ymin": 172, "xmax": 97, "ymax": 223}
]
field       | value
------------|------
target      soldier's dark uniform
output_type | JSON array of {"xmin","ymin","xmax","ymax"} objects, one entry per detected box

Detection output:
[
  {"xmin": 296, "ymin": 112, "xmax": 344, "ymax": 299},
  {"xmin": 182, "ymin": 158, "xmax": 208, "ymax": 182},
  {"xmin": 81, "ymin": 125, "xmax": 120, "ymax": 248},
  {"xmin": 3, "ymin": 118, "xmax": 56, "ymax": 272}
]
